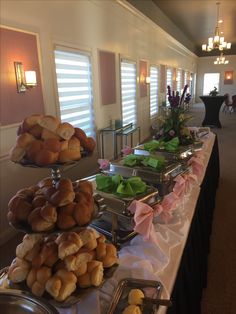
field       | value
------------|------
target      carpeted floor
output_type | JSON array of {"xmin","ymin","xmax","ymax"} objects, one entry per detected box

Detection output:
[{"xmin": 188, "ymin": 103, "xmax": 236, "ymax": 314}]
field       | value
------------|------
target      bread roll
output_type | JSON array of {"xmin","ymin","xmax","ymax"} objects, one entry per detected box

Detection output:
[
  {"xmin": 28, "ymin": 207, "xmax": 55, "ymax": 232},
  {"xmin": 40, "ymin": 204, "xmax": 57, "ymax": 223},
  {"xmin": 96, "ymin": 242, "xmax": 118, "ymax": 268},
  {"xmin": 26, "ymin": 140, "xmax": 44, "ymax": 162},
  {"xmin": 35, "ymin": 149, "xmax": 58, "ymax": 166},
  {"xmin": 83, "ymin": 137, "xmax": 96, "ymax": 153},
  {"xmin": 58, "ymin": 202, "xmax": 76, "ymax": 215},
  {"xmin": 60, "ymin": 140, "xmax": 69, "ymax": 151},
  {"xmin": 38, "ymin": 115, "xmax": 60, "ymax": 132},
  {"xmin": 27, "ymin": 266, "xmax": 52, "ymax": 297},
  {"xmin": 8, "ymin": 195, "xmax": 32, "ymax": 223},
  {"xmin": 122, "ymin": 305, "xmax": 142, "ymax": 314},
  {"xmin": 8, "ymin": 257, "xmax": 30, "ymax": 283},
  {"xmin": 128, "ymin": 289, "xmax": 144, "ymax": 305},
  {"xmin": 16, "ymin": 133, "xmax": 35, "ymax": 149},
  {"xmin": 73, "ymin": 262, "xmax": 88, "ymax": 277},
  {"xmin": 56, "ymin": 122, "xmax": 75, "ymax": 140},
  {"xmin": 77, "ymin": 272, "xmax": 91, "ymax": 288},
  {"xmin": 16, "ymin": 234, "xmax": 43, "ymax": 259},
  {"xmin": 56, "ymin": 232, "xmax": 83, "ymax": 260},
  {"xmin": 90, "ymin": 261, "xmax": 103, "ymax": 287},
  {"xmin": 24, "ymin": 242, "xmax": 42, "ymax": 262},
  {"xmin": 10, "ymin": 145, "xmax": 26, "ymax": 162},
  {"xmin": 68, "ymin": 136, "xmax": 81, "ymax": 151},
  {"xmin": 43, "ymin": 138, "xmax": 61, "ymax": 153},
  {"xmin": 64, "ymin": 252, "xmax": 92, "ymax": 271},
  {"xmin": 37, "ymin": 177, "xmax": 53, "ymax": 188},
  {"xmin": 58, "ymin": 149, "xmax": 81, "ymax": 163},
  {"xmin": 74, "ymin": 127, "xmax": 87, "ymax": 147},
  {"xmin": 55, "ymin": 178, "xmax": 73, "ymax": 191},
  {"xmin": 57, "ymin": 213, "xmax": 77, "ymax": 230},
  {"xmin": 41, "ymin": 128, "xmax": 61, "ymax": 140},
  {"xmin": 76, "ymin": 180, "xmax": 94, "ymax": 195},
  {"xmin": 50, "ymin": 189, "xmax": 75, "ymax": 207},
  {"xmin": 46, "ymin": 269, "xmax": 77, "ymax": 302},
  {"xmin": 28, "ymin": 124, "xmax": 43, "ymax": 139},
  {"xmin": 32, "ymin": 195, "xmax": 47, "ymax": 208},
  {"xmin": 78, "ymin": 228, "xmax": 99, "ymax": 248},
  {"xmin": 32, "ymin": 240, "xmax": 58, "ymax": 268},
  {"xmin": 22, "ymin": 114, "xmax": 43, "ymax": 131},
  {"xmin": 73, "ymin": 201, "xmax": 93, "ymax": 226},
  {"xmin": 16, "ymin": 186, "xmax": 36, "ymax": 201}
]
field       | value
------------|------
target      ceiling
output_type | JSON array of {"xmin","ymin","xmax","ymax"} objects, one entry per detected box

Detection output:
[{"xmin": 128, "ymin": 0, "xmax": 236, "ymax": 57}]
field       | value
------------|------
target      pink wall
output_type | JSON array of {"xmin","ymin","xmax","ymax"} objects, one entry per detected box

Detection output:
[{"xmin": 0, "ymin": 27, "xmax": 44, "ymax": 125}]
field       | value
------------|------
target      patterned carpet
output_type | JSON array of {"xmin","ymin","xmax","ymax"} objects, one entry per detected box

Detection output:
[{"xmin": 188, "ymin": 103, "xmax": 236, "ymax": 314}]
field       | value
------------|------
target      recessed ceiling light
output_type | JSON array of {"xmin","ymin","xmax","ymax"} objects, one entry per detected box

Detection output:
[{"xmin": 218, "ymin": 19, "xmax": 223, "ymax": 23}]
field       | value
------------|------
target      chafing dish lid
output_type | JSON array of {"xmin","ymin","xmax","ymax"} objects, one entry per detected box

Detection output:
[{"xmin": 0, "ymin": 290, "xmax": 59, "ymax": 314}]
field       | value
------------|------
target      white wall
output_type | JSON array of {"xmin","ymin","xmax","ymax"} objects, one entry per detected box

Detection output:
[
  {"xmin": 0, "ymin": 0, "xmax": 197, "ymax": 243},
  {"xmin": 196, "ymin": 55, "xmax": 236, "ymax": 101}
]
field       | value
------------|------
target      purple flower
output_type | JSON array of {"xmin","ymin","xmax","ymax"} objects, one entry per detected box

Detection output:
[
  {"xmin": 97, "ymin": 159, "xmax": 110, "ymax": 170},
  {"xmin": 121, "ymin": 145, "xmax": 133, "ymax": 156},
  {"xmin": 169, "ymin": 130, "xmax": 175, "ymax": 136}
]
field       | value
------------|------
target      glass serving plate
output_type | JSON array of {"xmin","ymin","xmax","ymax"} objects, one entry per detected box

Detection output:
[{"xmin": 0, "ymin": 264, "xmax": 118, "ymax": 309}]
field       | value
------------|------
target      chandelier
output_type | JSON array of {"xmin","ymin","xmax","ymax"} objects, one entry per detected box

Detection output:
[
  {"xmin": 202, "ymin": 2, "xmax": 231, "ymax": 52},
  {"xmin": 214, "ymin": 53, "xmax": 229, "ymax": 64}
]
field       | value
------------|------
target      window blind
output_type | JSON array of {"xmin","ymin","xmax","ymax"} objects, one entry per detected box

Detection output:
[
  {"xmin": 176, "ymin": 69, "xmax": 182, "ymax": 92},
  {"xmin": 120, "ymin": 60, "xmax": 137, "ymax": 125},
  {"xmin": 54, "ymin": 47, "xmax": 95, "ymax": 137},
  {"xmin": 150, "ymin": 66, "xmax": 159, "ymax": 117},
  {"xmin": 166, "ymin": 68, "xmax": 173, "ymax": 105}
]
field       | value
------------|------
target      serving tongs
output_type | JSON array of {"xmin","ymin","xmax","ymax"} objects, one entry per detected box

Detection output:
[{"xmin": 142, "ymin": 296, "xmax": 172, "ymax": 307}]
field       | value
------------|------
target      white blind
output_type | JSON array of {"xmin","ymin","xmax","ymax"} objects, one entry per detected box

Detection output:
[
  {"xmin": 150, "ymin": 66, "xmax": 159, "ymax": 117},
  {"xmin": 121, "ymin": 60, "xmax": 137, "ymax": 125},
  {"xmin": 176, "ymin": 69, "xmax": 182, "ymax": 92},
  {"xmin": 54, "ymin": 47, "xmax": 95, "ymax": 137},
  {"xmin": 166, "ymin": 68, "xmax": 173, "ymax": 105}
]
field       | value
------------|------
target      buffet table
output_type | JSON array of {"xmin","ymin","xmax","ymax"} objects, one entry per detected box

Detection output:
[{"xmin": 58, "ymin": 131, "xmax": 219, "ymax": 314}]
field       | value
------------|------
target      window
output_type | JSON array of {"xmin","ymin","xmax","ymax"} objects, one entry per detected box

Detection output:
[
  {"xmin": 203, "ymin": 73, "xmax": 220, "ymax": 95},
  {"xmin": 54, "ymin": 46, "xmax": 95, "ymax": 137},
  {"xmin": 184, "ymin": 71, "xmax": 188, "ymax": 86},
  {"xmin": 166, "ymin": 67, "xmax": 173, "ymax": 105},
  {"xmin": 120, "ymin": 59, "xmax": 137, "ymax": 125},
  {"xmin": 150, "ymin": 65, "xmax": 159, "ymax": 117},
  {"xmin": 176, "ymin": 69, "xmax": 182, "ymax": 92}
]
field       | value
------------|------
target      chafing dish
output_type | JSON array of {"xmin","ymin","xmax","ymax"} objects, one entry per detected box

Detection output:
[
  {"xmin": 82, "ymin": 175, "xmax": 160, "ymax": 245},
  {"xmin": 105, "ymin": 159, "xmax": 185, "ymax": 196},
  {"xmin": 133, "ymin": 144, "xmax": 194, "ymax": 161}
]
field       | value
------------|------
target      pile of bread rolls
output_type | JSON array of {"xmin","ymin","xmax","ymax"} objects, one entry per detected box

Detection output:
[
  {"xmin": 10, "ymin": 114, "xmax": 96, "ymax": 165},
  {"xmin": 7, "ymin": 178, "xmax": 95, "ymax": 232},
  {"xmin": 7, "ymin": 229, "xmax": 118, "ymax": 302}
]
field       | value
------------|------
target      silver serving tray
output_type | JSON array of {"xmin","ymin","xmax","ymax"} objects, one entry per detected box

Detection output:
[
  {"xmin": 0, "ymin": 289, "xmax": 59, "ymax": 314},
  {"xmin": 107, "ymin": 278, "xmax": 163, "ymax": 314},
  {"xmin": 0, "ymin": 264, "xmax": 118, "ymax": 309}
]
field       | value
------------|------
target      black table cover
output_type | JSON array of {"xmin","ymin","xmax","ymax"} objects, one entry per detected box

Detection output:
[{"xmin": 167, "ymin": 135, "xmax": 219, "ymax": 314}]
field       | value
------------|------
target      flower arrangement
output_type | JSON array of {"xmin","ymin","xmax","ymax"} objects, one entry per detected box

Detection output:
[
  {"xmin": 154, "ymin": 85, "xmax": 193, "ymax": 146},
  {"xmin": 209, "ymin": 86, "xmax": 219, "ymax": 96}
]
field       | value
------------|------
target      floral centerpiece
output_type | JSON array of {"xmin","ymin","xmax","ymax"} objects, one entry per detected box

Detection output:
[{"xmin": 154, "ymin": 85, "xmax": 193, "ymax": 146}]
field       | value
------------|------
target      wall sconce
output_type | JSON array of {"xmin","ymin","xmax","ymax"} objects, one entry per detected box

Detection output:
[
  {"xmin": 145, "ymin": 76, "xmax": 150, "ymax": 84},
  {"xmin": 224, "ymin": 70, "xmax": 233, "ymax": 85},
  {"xmin": 14, "ymin": 61, "xmax": 37, "ymax": 93}
]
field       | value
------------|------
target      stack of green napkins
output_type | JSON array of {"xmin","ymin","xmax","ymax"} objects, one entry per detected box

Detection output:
[
  {"xmin": 143, "ymin": 137, "xmax": 180, "ymax": 153},
  {"xmin": 123, "ymin": 154, "xmax": 165, "ymax": 170},
  {"xmin": 95, "ymin": 174, "xmax": 147, "ymax": 197}
]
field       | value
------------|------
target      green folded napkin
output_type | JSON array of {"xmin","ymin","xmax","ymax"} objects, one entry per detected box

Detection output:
[
  {"xmin": 142, "ymin": 155, "xmax": 165, "ymax": 170},
  {"xmin": 143, "ymin": 140, "xmax": 161, "ymax": 152},
  {"xmin": 95, "ymin": 174, "xmax": 147, "ymax": 197},
  {"xmin": 123, "ymin": 154, "xmax": 143, "ymax": 167},
  {"xmin": 164, "ymin": 137, "xmax": 180, "ymax": 152}
]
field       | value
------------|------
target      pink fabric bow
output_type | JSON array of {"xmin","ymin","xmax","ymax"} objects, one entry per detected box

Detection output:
[
  {"xmin": 188, "ymin": 155, "xmax": 204, "ymax": 176},
  {"xmin": 173, "ymin": 173, "xmax": 198, "ymax": 197},
  {"xmin": 155, "ymin": 192, "xmax": 180, "ymax": 223},
  {"xmin": 97, "ymin": 159, "xmax": 110, "ymax": 170},
  {"xmin": 121, "ymin": 145, "xmax": 133, "ymax": 156},
  {"xmin": 128, "ymin": 200, "xmax": 159, "ymax": 244}
]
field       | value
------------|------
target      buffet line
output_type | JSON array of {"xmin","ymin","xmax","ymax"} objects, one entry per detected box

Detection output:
[{"xmin": 0, "ymin": 113, "xmax": 212, "ymax": 314}]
